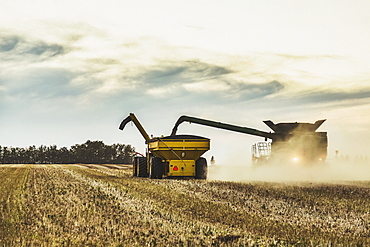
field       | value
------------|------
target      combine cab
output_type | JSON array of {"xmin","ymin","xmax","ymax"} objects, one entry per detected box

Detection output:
[
  {"xmin": 252, "ymin": 142, "xmax": 271, "ymax": 164},
  {"xmin": 119, "ymin": 113, "xmax": 209, "ymax": 179}
]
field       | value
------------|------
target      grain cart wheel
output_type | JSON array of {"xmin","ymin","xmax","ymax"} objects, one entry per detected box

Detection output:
[
  {"xmin": 137, "ymin": 157, "xmax": 148, "ymax": 177},
  {"xmin": 132, "ymin": 157, "xmax": 139, "ymax": 176},
  {"xmin": 149, "ymin": 157, "xmax": 164, "ymax": 179},
  {"xmin": 195, "ymin": 157, "xmax": 207, "ymax": 179}
]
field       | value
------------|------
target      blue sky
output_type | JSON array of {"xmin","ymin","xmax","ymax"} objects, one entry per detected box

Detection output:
[{"xmin": 1, "ymin": 0, "xmax": 369, "ymax": 165}]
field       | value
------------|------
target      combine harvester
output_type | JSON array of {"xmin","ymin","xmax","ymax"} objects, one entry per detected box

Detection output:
[
  {"xmin": 171, "ymin": 116, "xmax": 328, "ymax": 165},
  {"xmin": 119, "ymin": 113, "xmax": 210, "ymax": 179}
]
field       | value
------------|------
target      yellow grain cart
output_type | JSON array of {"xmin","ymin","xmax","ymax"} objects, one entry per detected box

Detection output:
[{"xmin": 119, "ymin": 113, "xmax": 210, "ymax": 179}]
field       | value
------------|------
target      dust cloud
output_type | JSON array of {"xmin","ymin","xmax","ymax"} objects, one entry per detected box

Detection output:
[{"xmin": 207, "ymin": 159, "xmax": 370, "ymax": 182}]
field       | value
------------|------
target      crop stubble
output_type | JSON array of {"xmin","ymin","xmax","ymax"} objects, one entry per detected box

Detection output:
[{"xmin": 0, "ymin": 164, "xmax": 369, "ymax": 246}]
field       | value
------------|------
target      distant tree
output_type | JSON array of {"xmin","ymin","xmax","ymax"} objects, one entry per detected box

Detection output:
[
  {"xmin": 28, "ymin": 146, "xmax": 38, "ymax": 164},
  {"xmin": 123, "ymin": 145, "xmax": 135, "ymax": 164},
  {"xmin": 112, "ymin": 144, "xmax": 125, "ymax": 164},
  {"xmin": 49, "ymin": 145, "xmax": 59, "ymax": 164},
  {"xmin": 59, "ymin": 147, "xmax": 71, "ymax": 164},
  {"xmin": 0, "ymin": 141, "xmax": 135, "ymax": 164},
  {"xmin": 2, "ymin": 147, "xmax": 10, "ymax": 163},
  {"xmin": 102, "ymin": 145, "xmax": 116, "ymax": 164}
]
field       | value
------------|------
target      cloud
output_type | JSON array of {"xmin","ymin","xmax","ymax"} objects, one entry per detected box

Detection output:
[
  {"xmin": 0, "ymin": 35, "xmax": 19, "ymax": 52},
  {"xmin": 280, "ymin": 86, "xmax": 370, "ymax": 108},
  {"xmin": 26, "ymin": 43, "xmax": 64, "ymax": 57},
  {"xmin": 0, "ymin": 33, "xmax": 65, "ymax": 64},
  {"xmin": 2, "ymin": 27, "xmax": 360, "ymax": 113},
  {"xmin": 6, "ymin": 68, "xmax": 83, "ymax": 100},
  {"xmin": 276, "ymin": 53, "xmax": 342, "ymax": 60},
  {"xmin": 1, "ymin": 28, "xmax": 366, "ymax": 115},
  {"xmin": 77, "ymin": 59, "xmax": 236, "ymax": 101},
  {"xmin": 0, "ymin": 27, "xmax": 367, "ymax": 112},
  {"xmin": 117, "ymin": 59, "xmax": 284, "ymax": 102},
  {"xmin": 218, "ymin": 80, "xmax": 284, "ymax": 100},
  {"xmin": 312, "ymin": 89, "xmax": 370, "ymax": 103},
  {"xmin": 140, "ymin": 60, "xmax": 232, "ymax": 86}
]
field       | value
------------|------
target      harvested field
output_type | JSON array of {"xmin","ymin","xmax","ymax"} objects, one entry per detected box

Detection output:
[{"xmin": 0, "ymin": 164, "xmax": 369, "ymax": 246}]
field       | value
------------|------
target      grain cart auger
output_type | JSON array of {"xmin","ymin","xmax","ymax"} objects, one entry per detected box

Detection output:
[
  {"xmin": 119, "ymin": 113, "xmax": 210, "ymax": 179},
  {"xmin": 171, "ymin": 116, "xmax": 328, "ymax": 165}
]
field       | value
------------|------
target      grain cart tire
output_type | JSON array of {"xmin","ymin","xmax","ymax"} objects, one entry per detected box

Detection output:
[
  {"xmin": 137, "ymin": 157, "xmax": 148, "ymax": 177},
  {"xmin": 195, "ymin": 157, "xmax": 207, "ymax": 179},
  {"xmin": 132, "ymin": 157, "xmax": 139, "ymax": 176},
  {"xmin": 149, "ymin": 157, "xmax": 164, "ymax": 179}
]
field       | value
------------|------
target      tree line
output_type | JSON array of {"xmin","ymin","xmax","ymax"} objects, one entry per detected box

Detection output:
[{"xmin": 0, "ymin": 140, "xmax": 135, "ymax": 164}]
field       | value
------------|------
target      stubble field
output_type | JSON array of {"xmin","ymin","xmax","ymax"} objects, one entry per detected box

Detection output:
[{"xmin": 0, "ymin": 164, "xmax": 369, "ymax": 246}]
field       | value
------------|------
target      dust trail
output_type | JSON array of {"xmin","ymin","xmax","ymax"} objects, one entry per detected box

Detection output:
[{"xmin": 208, "ymin": 161, "xmax": 370, "ymax": 182}]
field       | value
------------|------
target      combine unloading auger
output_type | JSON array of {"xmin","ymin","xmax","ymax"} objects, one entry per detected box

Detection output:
[
  {"xmin": 171, "ymin": 115, "xmax": 328, "ymax": 164},
  {"xmin": 119, "ymin": 113, "xmax": 210, "ymax": 179},
  {"xmin": 171, "ymin": 116, "xmax": 273, "ymax": 139}
]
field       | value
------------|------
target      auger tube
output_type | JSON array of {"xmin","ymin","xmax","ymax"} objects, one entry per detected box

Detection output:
[
  {"xmin": 171, "ymin": 115, "xmax": 273, "ymax": 139},
  {"xmin": 119, "ymin": 113, "xmax": 151, "ymax": 142}
]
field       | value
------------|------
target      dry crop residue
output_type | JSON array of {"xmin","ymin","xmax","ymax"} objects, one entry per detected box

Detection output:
[
  {"xmin": 0, "ymin": 164, "xmax": 369, "ymax": 246},
  {"xmin": 0, "ymin": 165, "xmax": 30, "ymax": 245}
]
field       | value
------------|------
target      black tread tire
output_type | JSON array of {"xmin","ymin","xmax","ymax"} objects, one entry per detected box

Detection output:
[
  {"xmin": 149, "ymin": 157, "xmax": 164, "ymax": 179},
  {"xmin": 132, "ymin": 157, "xmax": 139, "ymax": 176},
  {"xmin": 195, "ymin": 157, "xmax": 207, "ymax": 179},
  {"xmin": 137, "ymin": 157, "xmax": 148, "ymax": 177}
]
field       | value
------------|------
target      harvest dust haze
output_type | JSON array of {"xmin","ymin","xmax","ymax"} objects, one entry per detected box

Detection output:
[{"xmin": 208, "ymin": 160, "xmax": 370, "ymax": 182}]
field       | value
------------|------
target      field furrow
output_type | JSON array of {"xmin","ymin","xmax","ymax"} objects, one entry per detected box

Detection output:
[
  {"xmin": 0, "ymin": 164, "xmax": 369, "ymax": 246},
  {"xmin": 68, "ymin": 165, "xmax": 370, "ymax": 246},
  {"xmin": 152, "ymin": 179, "xmax": 370, "ymax": 238}
]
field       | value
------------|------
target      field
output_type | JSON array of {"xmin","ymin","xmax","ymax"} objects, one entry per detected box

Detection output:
[{"xmin": 0, "ymin": 164, "xmax": 369, "ymax": 246}]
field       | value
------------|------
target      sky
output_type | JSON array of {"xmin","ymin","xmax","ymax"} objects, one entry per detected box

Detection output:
[{"xmin": 1, "ymin": 0, "xmax": 370, "ymax": 165}]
